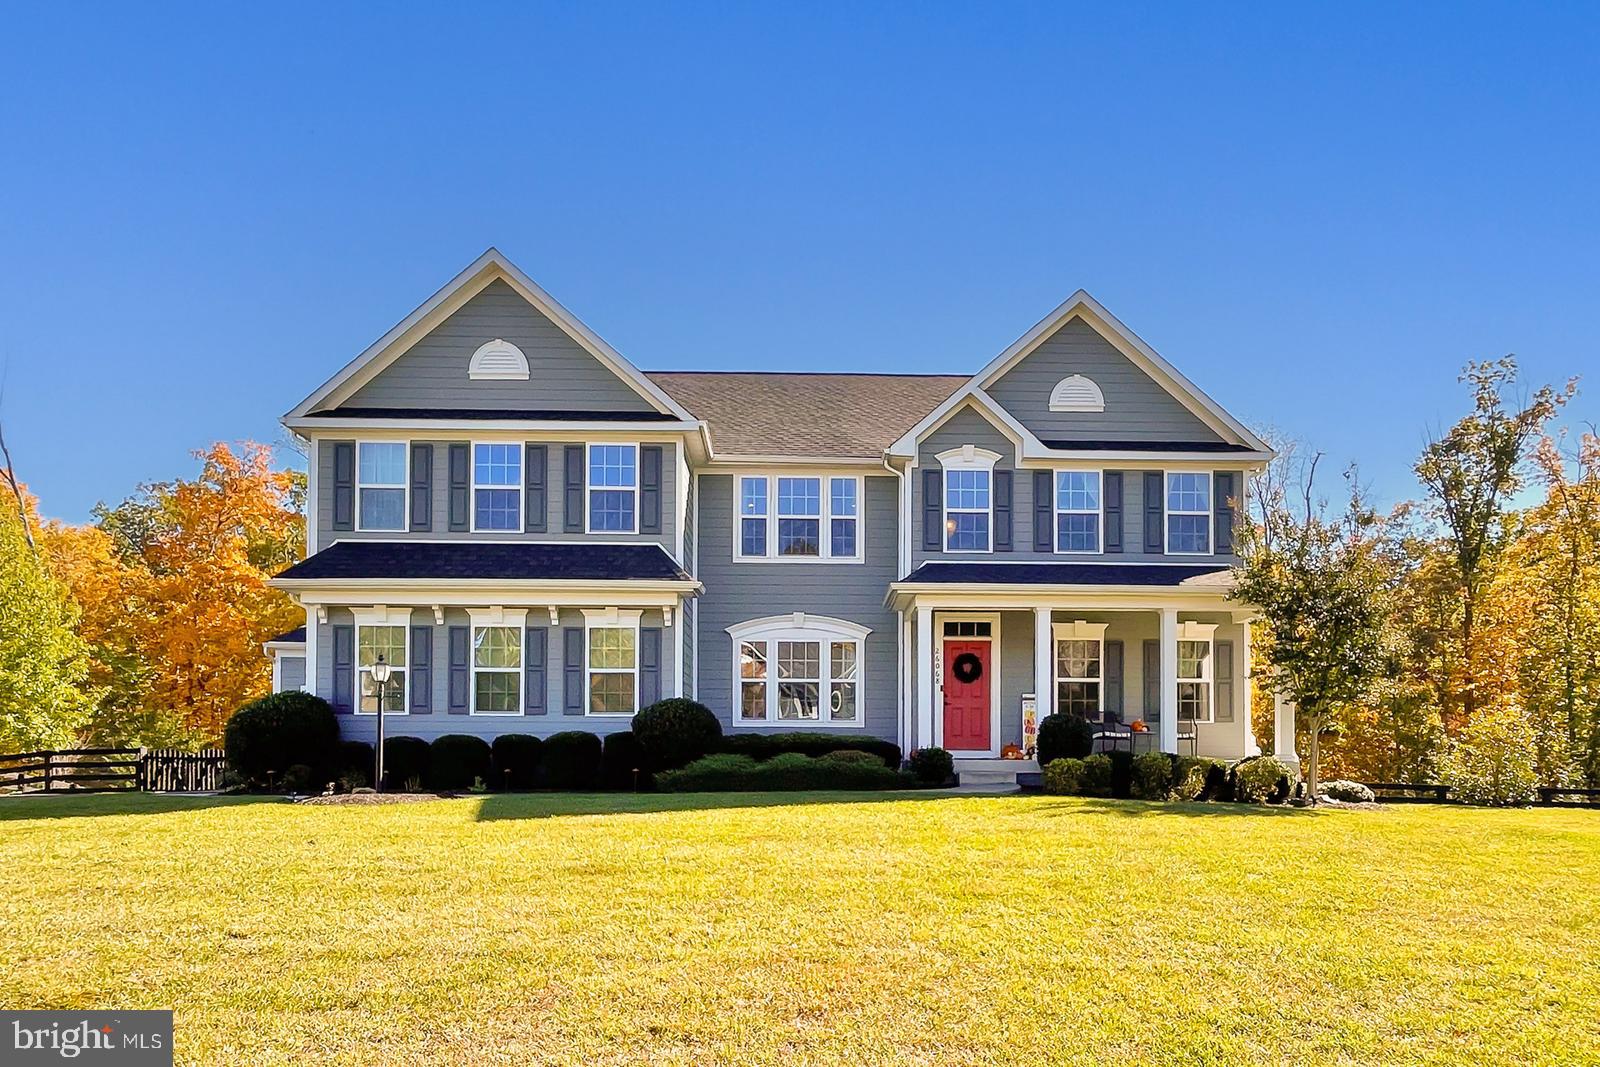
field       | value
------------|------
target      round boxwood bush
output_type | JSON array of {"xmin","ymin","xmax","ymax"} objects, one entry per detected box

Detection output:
[
  {"xmin": 382, "ymin": 736, "xmax": 431, "ymax": 791},
  {"xmin": 907, "ymin": 746, "xmax": 955, "ymax": 785},
  {"xmin": 1320, "ymin": 778, "xmax": 1376, "ymax": 804},
  {"xmin": 223, "ymin": 691, "xmax": 340, "ymax": 789},
  {"xmin": 1042, "ymin": 757, "xmax": 1086, "ymax": 795},
  {"xmin": 631, "ymin": 698, "xmax": 723, "ymax": 771},
  {"xmin": 542, "ymin": 731, "xmax": 603, "ymax": 789},
  {"xmin": 428, "ymin": 734, "xmax": 492, "ymax": 791},
  {"xmin": 602, "ymin": 730, "xmax": 648, "ymax": 790},
  {"xmin": 1231, "ymin": 755, "xmax": 1296, "ymax": 804},
  {"xmin": 491, "ymin": 733, "xmax": 543, "ymax": 791},
  {"xmin": 1036, "ymin": 713, "xmax": 1094, "ymax": 766},
  {"xmin": 1079, "ymin": 753, "xmax": 1114, "ymax": 797},
  {"xmin": 1130, "ymin": 751, "xmax": 1174, "ymax": 800}
]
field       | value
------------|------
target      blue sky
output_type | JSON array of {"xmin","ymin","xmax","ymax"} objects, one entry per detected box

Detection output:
[{"xmin": 2, "ymin": 4, "xmax": 1595, "ymax": 521}]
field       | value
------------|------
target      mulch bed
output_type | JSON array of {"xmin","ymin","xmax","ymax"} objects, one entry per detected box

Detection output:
[{"xmin": 297, "ymin": 792, "xmax": 460, "ymax": 806}]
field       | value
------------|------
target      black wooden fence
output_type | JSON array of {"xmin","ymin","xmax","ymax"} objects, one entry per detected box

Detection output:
[
  {"xmin": 1362, "ymin": 781, "xmax": 1600, "ymax": 806},
  {"xmin": 0, "ymin": 748, "xmax": 225, "ymax": 793}
]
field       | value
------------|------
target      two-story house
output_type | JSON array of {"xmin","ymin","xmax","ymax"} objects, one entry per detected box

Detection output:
[{"xmin": 268, "ymin": 249, "xmax": 1274, "ymax": 776}]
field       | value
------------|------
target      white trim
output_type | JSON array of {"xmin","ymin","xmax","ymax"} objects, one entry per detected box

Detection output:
[
  {"xmin": 468, "ymin": 338, "xmax": 530, "ymax": 381},
  {"xmin": 731, "ymin": 472, "xmax": 865, "ymax": 563},
  {"xmin": 1163, "ymin": 470, "xmax": 1214, "ymax": 556},
  {"xmin": 354, "ymin": 440, "xmax": 410, "ymax": 533},
  {"xmin": 287, "ymin": 417, "xmax": 703, "ymax": 435},
  {"xmin": 934, "ymin": 610, "xmax": 1002, "ymax": 756},
  {"xmin": 286, "ymin": 248, "xmax": 694, "ymax": 420},
  {"xmin": 467, "ymin": 608, "xmax": 528, "ymax": 716},
  {"xmin": 585, "ymin": 442, "xmax": 640, "ymax": 535},
  {"xmin": 726, "ymin": 614, "xmax": 871, "ymax": 729},
  {"xmin": 469, "ymin": 440, "xmax": 524, "ymax": 534},
  {"xmin": 306, "ymin": 438, "xmax": 319, "ymax": 555},
  {"xmin": 1052, "ymin": 467, "xmax": 1104, "ymax": 555},
  {"xmin": 582, "ymin": 608, "xmax": 642, "ymax": 716},
  {"xmin": 937, "ymin": 446, "xmax": 999, "ymax": 554},
  {"xmin": 1177, "ymin": 628, "xmax": 1217, "ymax": 724},
  {"xmin": 353, "ymin": 615, "xmax": 410, "ymax": 716},
  {"xmin": 1048, "ymin": 374, "xmax": 1105, "ymax": 413}
]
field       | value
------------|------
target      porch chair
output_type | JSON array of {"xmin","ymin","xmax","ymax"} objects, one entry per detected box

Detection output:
[{"xmin": 1091, "ymin": 712, "xmax": 1134, "ymax": 754}]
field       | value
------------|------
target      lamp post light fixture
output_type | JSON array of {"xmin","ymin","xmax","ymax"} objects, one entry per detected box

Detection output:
[{"xmin": 370, "ymin": 653, "xmax": 392, "ymax": 791}]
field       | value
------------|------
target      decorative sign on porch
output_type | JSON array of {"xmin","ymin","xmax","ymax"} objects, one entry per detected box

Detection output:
[{"xmin": 1021, "ymin": 695, "xmax": 1038, "ymax": 757}]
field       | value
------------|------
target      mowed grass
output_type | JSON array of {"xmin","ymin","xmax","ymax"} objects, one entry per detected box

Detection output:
[{"xmin": 3, "ymin": 793, "xmax": 1598, "ymax": 1066}]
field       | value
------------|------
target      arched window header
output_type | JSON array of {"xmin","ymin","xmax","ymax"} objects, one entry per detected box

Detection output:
[
  {"xmin": 1049, "ymin": 374, "xmax": 1105, "ymax": 412},
  {"xmin": 726, "ymin": 613, "xmax": 873, "ymax": 643},
  {"xmin": 934, "ymin": 445, "xmax": 1001, "ymax": 470},
  {"xmin": 469, "ymin": 338, "xmax": 530, "ymax": 381}
]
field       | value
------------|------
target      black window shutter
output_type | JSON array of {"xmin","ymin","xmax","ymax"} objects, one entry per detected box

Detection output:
[
  {"xmin": 409, "ymin": 443, "xmax": 433, "ymax": 532},
  {"xmin": 640, "ymin": 627, "xmax": 663, "ymax": 706},
  {"xmin": 524, "ymin": 627, "xmax": 547, "ymax": 714},
  {"xmin": 1033, "ymin": 470, "xmax": 1053, "ymax": 551},
  {"xmin": 447, "ymin": 626, "xmax": 469, "ymax": 714},
  {"xmin": 1214, "ymin": 471, "xmax": 1236, "ymax": 554},
  {"xmin": 640, "ymin": 445, "xmax": 663, "ymax": 534},
  {"xmin": 331, "ymin": 623, "xmax": 354, "ymax": 713},
  {"xmin": 562, "ymin": 627, "xmax": 585, "ymax": 714},
  {"xmin": 1215, "ymin": 639, "xmax": 1235, "ymax": 722},
  {"xmin": 993, "ymin": 470, "xmax": 1013, "ymax": 551},
  {"xmin": 1104, "ymin": 471, "xmax": 1123, "ymax": 553},
  {"xmin": 331, "ymin": 442, "xmax": 355, "ymax": 532},
  {"xmin": 1104, "ymin": 639, "xmax": 1124, "ymax": 719},
  {"xmin": 409, "ymin": 625, "xmax": 432, "ymax": 713},
  {"xmin": 563, "ymin": 446, "xmax": 585, "ymax": 533},
  {"xmin": 921, "ymin": 469, "xmax": 942, "ymax": 552},
  {"xmin": 447, "ymin": 444, "xmax": 470, "ymax": 532},
  {"xmin": 1143, "ymin": 471, "xmax": 1164, "ymax": 554},
  {"xmin": 1142, "ymin": 639, "xmax": 1160, "ymax": 720},
  {"xmin": 525, "ymin": 444, "xmax": 548, "ymax": 533}
]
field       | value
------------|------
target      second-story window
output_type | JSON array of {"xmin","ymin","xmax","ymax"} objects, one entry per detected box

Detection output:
[
  {"xmin": 944, "ymin": 469, "xmax": 992, "ymax": 552},
  {"xmin": 777, "ymin": 477, "xmax": 821, "ymax": 555},
  {"xmin": 829, "ymin": 478, "xmax": 858, "ymax": 557},
  {"xmin": 588, "ymin": 444, "xmax": 638, "ymax": 533},
  {"xmin": 473, "ymin": 443, "xmax": 522, "ymax": 532},
  {"xmin": 1055, "ymin": 470, "xmax": 1102, "ymax": 552},
  {"xmin": 357, "ymin": 442, "xmax": 407, "ymax": 531},
  {"xmin": 740, "ymin": 477, "xmax": 768, "ymax": 555},
  {"xmin": 1166, "ymin": 472, "xmax": 1212, "ymax": 554},
  {"xmin": 737, "ymin": 474, "xmax": 863, "ymax": 561}
]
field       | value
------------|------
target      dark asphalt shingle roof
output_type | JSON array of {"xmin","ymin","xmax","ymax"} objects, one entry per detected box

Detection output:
[
  {"xmin": 646, "ymin": 371, "xmax": 966, "ymax": 458},
  {"xmin": 266, "ymin": 626, "xmax": 307, "ymax": 644},
  {"xmin": 277, "ymin": 541, "xmax": 694, "ymax": 583},
  {"xmin": 900, "ymin": 562, "xmax": 1232, "ymax": 586}
]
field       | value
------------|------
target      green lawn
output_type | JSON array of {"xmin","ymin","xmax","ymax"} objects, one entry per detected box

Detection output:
[{"xmin": 3, "ymin": 793, "xmax": 1598, "ymax": 1066}]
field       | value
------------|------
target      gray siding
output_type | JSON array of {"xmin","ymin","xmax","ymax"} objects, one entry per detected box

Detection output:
[
  {"xmin": 695, "ymin": 474, "xmax": 900, "ymax": 742},
  {"xmin": 317, "ymin": 438, "xmax": 679, "ymax": 556},
  {"xmin": 911, "ymin": 405, "xmax": 1236, "ymax": 568},
  {"xmin": 338, "ymin": 280, "xmax": 657, "ymax": 413},
  {"xmin": 986, "ymin": 317, "xmax": 1223, "ymax": 443},
  {"xmin": 682, "ymin": 471, "xmax": 697, "ymax": 697}
]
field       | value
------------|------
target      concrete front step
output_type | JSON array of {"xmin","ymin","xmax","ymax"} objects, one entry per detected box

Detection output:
[{"xmin": 953, "ymin": 757, "xmax": 1039, "ymax": 787}]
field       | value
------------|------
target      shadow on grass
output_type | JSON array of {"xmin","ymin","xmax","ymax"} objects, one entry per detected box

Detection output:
[
  {"xmin": 1036, "ymin": 796, "xmax": 1319, "ymax": 819},
  {"xmin": 0, "ymin": 792, "xmax": 285, "ymax": 822},
  {"xmin": 473, "ymin": 789, "xmax": 967, "ymax": 822}
]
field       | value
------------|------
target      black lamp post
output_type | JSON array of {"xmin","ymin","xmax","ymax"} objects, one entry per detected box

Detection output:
[{"xmin": 370, "ymin": 654, "xmax": 392, "ymax": 791}]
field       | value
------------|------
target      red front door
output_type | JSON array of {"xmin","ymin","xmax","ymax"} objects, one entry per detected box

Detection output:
[{"xmin": 942, "ymin": 639, "xmax": 991, "ymax": 751}]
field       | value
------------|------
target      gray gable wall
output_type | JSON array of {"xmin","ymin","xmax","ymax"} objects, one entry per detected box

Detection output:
[
  {"xmin": 985, "ymin": 317, "xmax": 1223, "ymax": 443},
  {"xmin": 337, "ymin": 279, "xmax": 657, "ymax": 413}
]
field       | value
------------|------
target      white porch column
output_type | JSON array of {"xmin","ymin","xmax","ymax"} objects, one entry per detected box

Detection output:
[
  {"xmin": 915, "ymin": 606, "xmax": 934, "ymax": 750},
  {"xmin": 1033, "ymin": 607, "xmax": 1053, "ymax": 721},
  {"xmin": 1274, "ymin": 693, "xmax": 1300, "ymax": 765},
  {"xmin": 302, "ymin": 608, "xmax": 318, "ymax": 695},
  {"xmin": 669, "ymin": 606, "xmax": 684, "ymax": 697},
  {"xmin": 1159, "ymin": 607, "xmax": 1179, "ymax": 753}
]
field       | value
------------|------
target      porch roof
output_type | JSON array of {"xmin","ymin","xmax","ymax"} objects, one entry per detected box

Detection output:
[{"xmin": 274, "ymin": 541, "xmax": 696, "ymax": 585}]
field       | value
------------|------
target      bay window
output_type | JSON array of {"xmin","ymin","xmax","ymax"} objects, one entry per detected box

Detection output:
[
  {"xmin": 472, "ymin": 443, "xmax": 522, "ymax": 531},
  {"xmin": 357, "ymin": 442, "xmax": 407, "ymax": 531},
  {"xmin": 1166, "ymin": 472, "xmax": 1212, "ymax": 554},
  {"xmin": 1055, "ymin": 470, "xmax": 1102, "ymax": 552},
  {"xmin": 588, "ymin": 444, "xmax": 638, "ymax": 532},
  {"xmin": 728, "ymin": 615, "xmax": 869, "ymax": 727}
]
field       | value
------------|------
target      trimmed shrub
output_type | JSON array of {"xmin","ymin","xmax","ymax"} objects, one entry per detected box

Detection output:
[
  {"xmin": 657, "ymin": 752, "xmax": 907, "ymax": 792},
  {"xmin": 1320, "ymin": 779, "xmax": 1376, "ymax": 804},
  {"xmin": 1232, "ymin": 755, "xmax": 1296, "ymax": 804},
  {"xmin": 282, "ymin": 763, "xmax": 314, "ymax": 793},
  {"xmin": 602, "ymin": 731, "xmax": 648, "ymax": 790},
  {"xmin": 823, "ymin": 749, "xmax": 883, "ymax": 766},
  {"xmin": 1172, "ymin": 756, "xmax": 1224, "ymax": 801},
  {"xmin": 382, "ymin": 736, "xmax": 431, "ymax": 791},
  {"xmin": 719, "ymin": 732, "xmax": 901, "ymax": 768},
  {"xmin": 338, "ymin": 741, "xmax": 375, "ymax": 789},
  {"xmin": 1130, "ymin": 752, "xmax": 1173, "ymax": 800},
  {"xmin": 490, "ymin": 734, "xmax": 542, "ymax": 791},
  {"xmin": 632, "ymin": 698, "xmax": 723, "ymax": 771},
  {"xmin": 1080, "ymin": 754, "xmax": 1113, "ymax": 797},
  {"xmin": 542, "ymin": 731, "xmax": 603, "ymax": 789},
  {"xmin": 907, "ymin": 747, "xmax": 955, "ymax": 785},
  {"xmin": 1107, "ymin": 749, "xmax": 1135, "ymax": 798},
  {"xmin": 1042, "ymin": 757, "xmax": 1086, "ymax": 796},
  {"xmin": 429, "ymin": 734, "xmax": 492, "ymax": 791},
  {"xmin": 1036, "ymin": 713, "xmax": 1094, "ymax": 766},
  {"xmin": 223, "ymin": 691, "xmax": 340, "ymax": 788}
]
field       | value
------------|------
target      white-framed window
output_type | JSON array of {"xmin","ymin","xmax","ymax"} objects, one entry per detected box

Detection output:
[
  {"xmin": 353, "ymin": 608, "xmax": 410, "ymax": 715},
  {"xmin": 584, "ymin": 609, "xmax": 640, "ymax": 715},
  {"xmin": 1177, "ymin": 627, "xmax": 1215, "ymax": 723},
  {"xmin": 728, "ymin": 614, "xmax": 870, "ymax": 727},
  {"xmin": 1055, "ymin": 469, "xmax": 1102, "ymax": 553},
  {"xmin": 734, "ymin": 474, "xmax": 864, "ymax": 561},
  {"xmin": 1166, "ymin": 472, "xmax": 1212, "ymax": 555},
  {"xmin": 469, "ymin": 609, "xmax": 525, "ymax": 715},
  {"xmin": 938, "ymin": 447, "xmax": 999, "ymax": 553},
  {"xmin": 472, "ymin": 442, "xmax": 522, "ymax": 532},
  {"xmin": 1052, "ymin": 621, "xmax": 1106, "ymax": 720},
  {"xmin": 356, "ymin": 441, "xmax": 408, "ymax": 532},
  {"xmin": 587, "ymin": 443, "xmax": 638, "ymax": 533}
]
